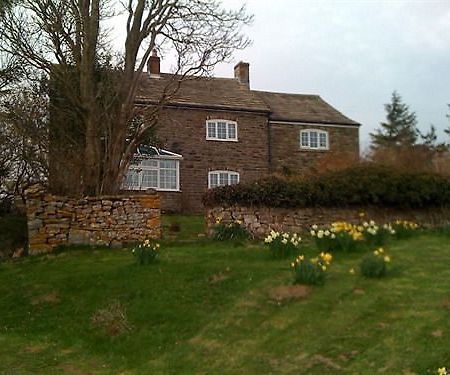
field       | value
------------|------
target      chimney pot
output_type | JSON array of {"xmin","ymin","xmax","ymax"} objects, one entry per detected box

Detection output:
[
  {"xmin": 234, "ymin": 61, "xmax": 249, "ymax": 88},
  {"xmin": 148, "ymin": 50, "xmax": 160, "ymax": 77}
]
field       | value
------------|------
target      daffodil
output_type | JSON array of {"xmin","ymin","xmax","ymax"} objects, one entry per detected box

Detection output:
[
  {"xmin": 384, "ymin": 255, "xmax": 391, "ymax": 263},
  {"xmin": 438, "ymin": 367, "xmax": 447, "ymax": 375},
  {"xmin": 349, "ymin": 268, "xmax": 355, "ymax": 274}
]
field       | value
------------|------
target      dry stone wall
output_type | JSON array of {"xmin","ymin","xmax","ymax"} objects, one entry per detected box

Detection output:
[
  {"xmin": 25, "ymin": 185, "xmax": 160, "ymax": 255},
  {"xmin": 206, "ymin": 205, "xmax": 450, "ymax": 238}
]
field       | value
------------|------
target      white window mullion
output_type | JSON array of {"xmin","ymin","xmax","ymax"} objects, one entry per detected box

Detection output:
[{"xmin": 206, "ymin": 120, "xmax": 238, "ymax": 141}]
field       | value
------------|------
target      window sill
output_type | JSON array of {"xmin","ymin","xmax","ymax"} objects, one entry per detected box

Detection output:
[
  {"xmin": 123, "ymin": 187, "xmax": 181, "ymax": 192},
  {"xmin": 206, "ymin": 137, "xmax": 238, "ymax": 142},
  {"xmin": 299, "ymin": 147, "xmax": 329, "ymax": 152}
]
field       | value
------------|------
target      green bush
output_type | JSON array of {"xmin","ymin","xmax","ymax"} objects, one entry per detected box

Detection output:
[
  {"xmin": 360, "ymin": 249, "xmax": 390, "ymax": 278},
  {"xmin": 203, "ymin": 164, "xmax": 450, "ymax": 209}
]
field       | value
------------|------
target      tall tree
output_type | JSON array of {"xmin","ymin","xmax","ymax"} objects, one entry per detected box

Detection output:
[
  {"xmin": 370, "ymin": 91, "xmax": 418, "ymax": 149},
  {"xmin": 0, "ymin": 0, "xmax": 252, "ymax": 195}
]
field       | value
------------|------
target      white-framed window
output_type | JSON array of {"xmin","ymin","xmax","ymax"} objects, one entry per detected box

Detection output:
[
  {"xmin": 123, "ymin": 148, "xmax": 182, "ymax": 191},
  {"xmin": 208, "ymin": 170, "xmax": 240, "ymax": 189},
  {"xmin": 206, "ymin": 119, "xmax": 238, "ymax": 141},
  {"xmin": 299, "ymin": 129, "xmax": 329, "ymax": 150}
]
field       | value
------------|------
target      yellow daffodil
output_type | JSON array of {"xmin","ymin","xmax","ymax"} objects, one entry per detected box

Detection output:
[
  {"xmin": 349, "ymin": 268, "xmax": 355, "ymax": 274},
  {"xmin": 438, "ymin": 367, "xmax": 447, "ymax": 375},
  {"xmin": 384, "ymin": 255, "xmax": 391, "ymax": 263}
]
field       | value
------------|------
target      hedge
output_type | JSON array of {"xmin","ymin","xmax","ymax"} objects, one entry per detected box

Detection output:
[{"xmin": 203, "ymin": 165, "xmax": 450, "ymax": 209}]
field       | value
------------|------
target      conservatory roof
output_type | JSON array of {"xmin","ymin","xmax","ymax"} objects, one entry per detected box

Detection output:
[{"xmin": 135, "ymin": 145, "xmax": 182, "ymax": 159}]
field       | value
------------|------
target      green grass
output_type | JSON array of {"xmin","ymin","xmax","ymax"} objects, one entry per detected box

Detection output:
[{"xmin": 0, "ymin": 218, "xmax": 449, "ymax": 374}]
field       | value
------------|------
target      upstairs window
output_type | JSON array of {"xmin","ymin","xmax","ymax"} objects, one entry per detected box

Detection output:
[
  {"xmin": 300, "ymin": 129, "xmax": 329, "ymax": 150},
  {"xmin": 206, "ymin": 120, "xmax": 238, "ymax": 141},
  {"xmin": 208, "ymin": 170, "xmax": 239, "ymax": 189}
]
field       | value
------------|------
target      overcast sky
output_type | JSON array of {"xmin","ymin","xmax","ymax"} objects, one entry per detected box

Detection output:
[{"xmin": 209, "ymin": 0, "xmax": 450, "ymax": 150}]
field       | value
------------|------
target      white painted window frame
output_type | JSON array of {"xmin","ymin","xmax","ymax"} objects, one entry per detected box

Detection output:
[
  {"xmin": 208, "ymin": 170, "xmax": 240, "ymax": 189},
  {"xmin": 206, "ymin": 119, "xmax": 238, "ymax": 142},
  {"xmin": 299, "ymin": 129, "xmax": 329, "ymax": 150},
  {"xmin": 124, "ymin": 149, "xmax": 182, "ymax": 192}
]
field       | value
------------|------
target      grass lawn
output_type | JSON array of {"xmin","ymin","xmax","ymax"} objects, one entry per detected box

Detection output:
[{"xmin": 0, "ymin": 216, "xmax": 449, "ymax": 374}]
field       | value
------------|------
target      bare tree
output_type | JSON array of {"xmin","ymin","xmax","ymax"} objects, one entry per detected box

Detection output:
[
  {"xmin": 0, "ymin": 0, "xmax": 252, "ymax": 195},
  {"xmin": 0, "ymin": 81, "xmax": 49, "ymax": 200}
]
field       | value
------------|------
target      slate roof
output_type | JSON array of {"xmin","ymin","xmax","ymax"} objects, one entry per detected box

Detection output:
[
  {"xmin": 136, "ymin": 73, "xmax": 269, "ymax": 113},
  {"xmin": 136, "ymin": 73, "xmax": 359, "ymax": 126},
  {"xmin": 254, "ymin": 91, "xmax": 359, "ymax": 126}
]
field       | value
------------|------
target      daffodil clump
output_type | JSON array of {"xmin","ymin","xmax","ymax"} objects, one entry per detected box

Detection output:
[
  {"xmin": 360, "ymin": 247, "xmax": 391, "ymax": 278},
  {"xmin": 361, "ymin": 220, "xmax": 396, "ymax": 246},
  {"xmin": 291, "ymin": 252, "xmax": 333, "ymax": 285},
  {"xmin": 213, "ymin": 217, "xmax": 250, "ymax": 241},
  {"xmin": 132, "ymin": 239, "xmax": 160, "ymax": 265},
  {"xmin": 310, "ymin": 222, "xmax": 363, "ymax": 252},
  {"xmin": 264, "ymin": 230, "xmax": 301, "ymax": 259},
  {"xmin": 391, "ymin": 220, "xmax": 420, "ymax": 239}
]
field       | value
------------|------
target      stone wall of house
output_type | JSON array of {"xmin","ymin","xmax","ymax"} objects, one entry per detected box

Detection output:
[
  {"xmin": 25, "ymin": 185, "xmax": 161, "ymax": 255},
  {"xmin": 270, "ymin": 123, "xmax": 359, "ymax": 174},
  {"xmin": 151, "ymin": 107, "xmax": 270, "ymax": 213},
  {"xmin": 206, "ymin": 205, "xmax": 450, "ymax": 238}
]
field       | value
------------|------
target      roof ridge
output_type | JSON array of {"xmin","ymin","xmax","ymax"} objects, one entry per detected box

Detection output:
[{"xmin": 253, "ymin": 90, "xmax": 321, "ymax": 98}]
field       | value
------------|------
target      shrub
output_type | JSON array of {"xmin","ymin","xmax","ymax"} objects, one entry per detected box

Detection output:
[
  {"xmin": 292, "ymin": 252, "xmax": 332, "ymax": 285},
  {"xmin": 212, "ymin": 218, "xmax": 250, "ymax": 241},
  {"xmin": 203, "ymin": 164, "xmax": 450, "ymax": 209},
  {"xmin": 132, "ymin": 239, "xmax": 160, "ymax": 265},
  {"xmin": 264, "ymin": 230, "xmax": 301, "ymax": 259},
  {"xmin": 360, "ymin": 248, "xmax": 391, "ymax": 278}
]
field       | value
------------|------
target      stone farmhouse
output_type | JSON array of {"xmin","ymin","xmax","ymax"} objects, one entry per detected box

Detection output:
[{"xmin": 123, "ymin": 52, "xmax": 360, "ymax": 213}]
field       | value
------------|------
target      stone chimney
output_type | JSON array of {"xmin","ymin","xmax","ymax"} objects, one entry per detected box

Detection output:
[
  {"xmin": 234, "ymin": 61, "xmax": 249, "ymax": 88},
  {"xmin": 148, "ymin": 50, "xmax": 160, "ymax": 77}
]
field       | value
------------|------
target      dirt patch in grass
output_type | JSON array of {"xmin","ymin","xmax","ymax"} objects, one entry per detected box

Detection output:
[
  {"xmin": 31, "ymin": 291, "xmax": 60, "ymax": 305},
  {"xmin": 23, "ymin": 344, "xmax": 47, "ymax": 354},
  {"xmin": 208, "ymin": 268, "xmax": 231, "ymax": 285},
  {"xmin": 58, "ymin": 363, "xmax": 92, "ymax": 375},
  {"xmin": 188, "ymin": 336, "xmax": 223, "ymax": 351},
  {"xmin": 91, "ymin": 301, "xmax": 131, "ymax": 336},
  {"xmin": 310, "ymin": 354, "xmax": 342, "ymax": 370},
  {"xmin": 268, "ymin": 285, "xmax": 311, "ymax": 303}
]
